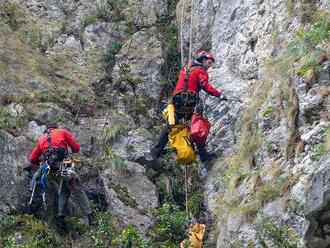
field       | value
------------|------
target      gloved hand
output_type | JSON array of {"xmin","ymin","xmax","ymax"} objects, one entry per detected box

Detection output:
[{"xmin": 218, "ymin": 94, "xmax": 228, "ymax": 101}]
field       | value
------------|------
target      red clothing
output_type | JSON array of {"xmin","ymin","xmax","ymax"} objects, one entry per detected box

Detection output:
[
  {"xmin": 29, "ymin": 128, "xmax": 80, "ymax": 165},
  {"xmin": 173, "ymin": 61, "xmax": 220, "ymax": 97}
]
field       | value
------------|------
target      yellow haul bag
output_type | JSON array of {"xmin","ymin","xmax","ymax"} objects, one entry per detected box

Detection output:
[
  {"xmin": 180, "ymin": 224, "xmax": 206, "ymax": 248},
  {"xmin": 162, "ymin": 103, "xmax": 175, "ymax": 126},
  {"xmin": 168, "ymin": 125, "xmax": 195, "ymax": 165}
]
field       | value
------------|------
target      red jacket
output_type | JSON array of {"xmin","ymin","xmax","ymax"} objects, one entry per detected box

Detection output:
[
  {"xmin": 29, "ymin": 128, "xmax": 80, "ymax": 165},
  {"xmin": 173, "ymin": 61, "xmax": 220, "ymax": 97}
]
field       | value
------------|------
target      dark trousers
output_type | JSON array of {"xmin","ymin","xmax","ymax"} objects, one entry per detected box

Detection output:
[
  {"xmin": 29, "ymin": 164, "xmax": 92, "ymax": 217},
  {"xmin": 58, "ymin": 179, "xmax": 92, "ymax": 217}
]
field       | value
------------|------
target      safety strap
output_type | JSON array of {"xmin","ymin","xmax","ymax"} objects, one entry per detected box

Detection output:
[
  {"xmin": 47, "ymin": 132, "xmax": 52, "ymax": 151},
  {"xmin": 43, "ymin": 129, "xmax": 56, "ymax": 160},
  {"xmin": 183, "ymin": 65, "xmax": 199, "ymax": 92},
  {"xmin": 70, "ymin": 178, "xmax": 76, "ymax": 194}
]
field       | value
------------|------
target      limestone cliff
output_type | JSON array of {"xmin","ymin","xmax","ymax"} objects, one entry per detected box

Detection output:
[{"xmin": 0, "ymin": 0, "xmax": 329, "ymax": 247}]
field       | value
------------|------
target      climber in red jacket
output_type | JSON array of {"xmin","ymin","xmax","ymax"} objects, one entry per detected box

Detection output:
[
  {"xmin": 29, "ymin": 124, "xmax": 95, "ymax": 226},
  {"xmin": 152, "ymin": 51, "xmax": 228, "ymax": 162},
  {"xmin": 29, "ymin": 125, "xmax": 80, "ymax": 166}
]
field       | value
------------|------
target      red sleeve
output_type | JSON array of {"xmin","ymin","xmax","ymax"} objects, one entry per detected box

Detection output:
[
  {"xmin": 64, "ymin": 130, "xmax": 80, "ymax": 153},
  {"xmin": 29, "ymin": 144, "xmax": 42, "ymax": 165},
  {"xmin": 199, "ymin": 70, "xmax": 220, "ymax": 97}
]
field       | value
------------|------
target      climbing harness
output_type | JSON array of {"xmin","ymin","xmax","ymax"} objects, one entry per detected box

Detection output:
[{"xmin": 173, "ymin": 65, "xmax": 200, "ymax": 115}]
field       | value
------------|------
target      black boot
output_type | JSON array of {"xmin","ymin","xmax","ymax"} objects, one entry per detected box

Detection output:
[
  {"xmin": 57, "ymin": 215, "xmax": 67, "ymax": 234},
  {"xmin": 196, "ymin": 144, "xmax": 215, "ymax": 162},
  {"xmin": 151, "ymin": 126, "xmax": 169, "ymax": 158},
  {"xmin": 88, "ymin": 213, "xmax": 98, "ymax": 226}
]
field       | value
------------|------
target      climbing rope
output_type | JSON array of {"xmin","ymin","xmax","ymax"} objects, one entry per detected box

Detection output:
[
  {"xmin": 180, "ymin": 0, "xmax": 196, "ymax": 66},
  {"xmin": 188, "ymin": 0, "xmax": 195, "ymax": 63},
  {"xmin": 180, "ymin": 0, "xmax": 185, "ymax": 67},
  {"xmin": 184, "ymin": 164, "xmax": 189, "ymax": 221}
]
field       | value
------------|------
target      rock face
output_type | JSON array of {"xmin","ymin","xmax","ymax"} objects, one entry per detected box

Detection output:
[
  {"xmin": 101, "ymin": 161, "xmax": 159, "ymax": 236},
  {"xmin": 112, "ymin": 31, "xmax": 165, "ymax": 103},
  {"xmin": 1, "ymin": 0, "xmax": 329, "ymax": 246},
  {"xmin": 175, "ymin": 0, "xmax": 329, "ymax": 247},
  {"xmin": 0, "ymin": 131, "xmax": 34, "ymax": 218},
  {"xmin": 305, "ymin": 155, "xmax": 330, "ymax": 248}
]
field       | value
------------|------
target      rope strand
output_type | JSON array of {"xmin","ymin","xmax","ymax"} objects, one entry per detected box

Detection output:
[
  {"xmin": 180, "ymin": 0, "xmax": 185, "ymax": 67},
  {"xmin": 188, "ymin": 0, "xmax": 195, "ymax": 63}
]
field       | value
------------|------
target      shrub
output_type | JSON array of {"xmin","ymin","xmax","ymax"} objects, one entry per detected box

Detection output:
[
  {"xmin": 151, "ymin": 203, "xmax": 188, "ymax": 246},
  {"xmin": 254, "ymin": 217, "xmax": 303, "ymax": 248},
  {"xmin": 119, "ymin": 226, "xmax": 149, "ymax": 248},
  {"xmin": 101, "ymin": 42, "xmax": 122, "ymax": 71}
]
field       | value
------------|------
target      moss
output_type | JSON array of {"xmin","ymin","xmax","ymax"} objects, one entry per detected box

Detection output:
[
  {"xmin": 108, "ymin": 182, "xmax": 138, "ymax": 209},
  {"xmin": 262, "ymin": 106, "xmax": 275, "ymax": 116}
]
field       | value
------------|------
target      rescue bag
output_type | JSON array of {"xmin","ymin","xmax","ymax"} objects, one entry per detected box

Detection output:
[
  {"xmin": 180, "ymin": 223, "xmax": 206, "ymax": 248},
  {"xmin": 168, "ymin": 125, "xmax": 195, "ymax": 165},
  {"xmin": 162, "ymin": 103, "xmax": 175, "ymax": 126},
  {"xmin": 190, "ymin": 114, "xmax": 211, "ymax": 144}
]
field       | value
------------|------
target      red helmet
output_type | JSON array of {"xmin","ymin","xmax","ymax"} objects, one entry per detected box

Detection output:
[{"xmin": 196, "ymin": 51, "xmax": 215, "ymax": 63}]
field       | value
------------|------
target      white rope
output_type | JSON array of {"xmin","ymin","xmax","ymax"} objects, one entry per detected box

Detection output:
[
  {"xmin": 184, "ymin": 164, "xmax": 189, "ymax": 221},
  {"xmin": 188, "ymin": 0, "xmax": 195, "ymax": 63},
  {"xmin": 180, "ymin": 0, "xmax": 185, "ymax": 67}
]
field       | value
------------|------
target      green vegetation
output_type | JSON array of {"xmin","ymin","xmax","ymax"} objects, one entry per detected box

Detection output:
[
  {"xmin": 149, "ymin": 203, "xmax": 189, "ymax": 247},
  {"xmin": 314, "ymin": 141, "xmax": 327, "ymax": 160},
  {"xmin": 102, "ymin": 146, "xmax": 127, "ymax": 172},
  {"xmin": 119, "ymin": 225, "xmax": 149, "ymax": 248},
  {"xmin": 262, "ymin": 106, "xmax": 275, "ymax": 116},
  {"xmin": 85, "ymin": 210, "xmax": 123, "ymax": 248},
  {"xmin": 254, "ymin": 217, "xmax": 303, "ymax": 248},
  {"xmin": 102, "ymin": 123, "xmax": 132, "ymax": 143},
  {"xmin": 155, "ymin": 0, "xmax": 181, "ymax": 95},
  {"xmin": 0, "ymin": 0, "xmax": 24, "ymax": 30},
  {"xmin": 0, "ymin": 89, "xmax": 91, "ymax": 135},
  {"xmin": 81, "ymin": 0, "xmax": 128, "ymax": 29},
  {"xmin": 109, "ymin": 182, "xmax": 138, "ymax": 208},
  {"xmin": 1, "ymin": 214, "xmax": 60, "ymax": 248},
  {"xmin": 101, "ymin": 42, "xmax": 123, "ymax": 72}
]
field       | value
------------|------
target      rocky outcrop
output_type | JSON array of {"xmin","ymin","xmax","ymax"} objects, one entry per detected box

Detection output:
[
  {"xmin": 101, "ymin": 161, "xmax": 159, "ymax": 236},
  {"xmin": 305, "ymin": 155, "xmax": 330, "ymax": 248},
  {"xmin": 0, "ymin": 131, "xmax": 34, "ymax": 219},
  {"xmin": 112, "ymin": 31, "xmax": 165, "ymax": 102},
  {"xmin": 176, "ymin": 0, "xmax": 329, "ymax": 247}
]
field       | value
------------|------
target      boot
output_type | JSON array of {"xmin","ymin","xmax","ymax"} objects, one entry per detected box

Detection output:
[
  {"xmin": 88, "ymin": 213, "xmax": 98, "ymax": 226},
  {"xmin": 151, "ymin": 126, "xmax": 169, "ymax": 158},
  {"xmin": 196, "ymin": 144, "xmax": 215, "ymax": 162},
  {"xmin": 57, "ymin": 215, "xmax": 67, "ymax": 234}
]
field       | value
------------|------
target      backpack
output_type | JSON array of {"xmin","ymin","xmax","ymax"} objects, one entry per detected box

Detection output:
[
  {"xmin": 190, "ymin": 114, "xmax": 211, "ymax": 144},
  {"xmin": 168, "ymin": 125, "xmax": 196, "ymax": 165},
  {"xmin": 43, "ymin": 129, "xmax": 67, "ymax": 172}
]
